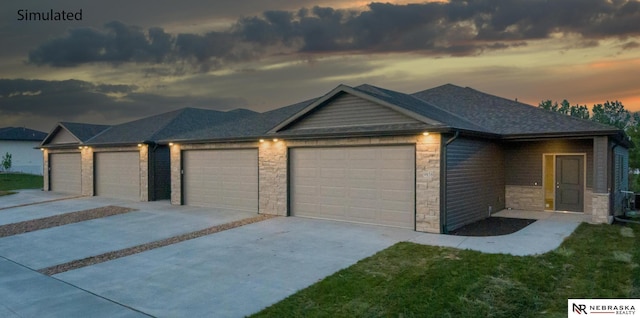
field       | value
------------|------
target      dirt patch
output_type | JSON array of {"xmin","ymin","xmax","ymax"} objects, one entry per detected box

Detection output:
[
  {"xmin": 449, "ymin": 217, "xmax": 536, "ymax": 237},
  {"xmin": 0, "ymin": 206, "xmax": 134, "ymax": 238},
  {"xmin": 38, "ymin": 214, "xmax": 277, "ymax": 276}
]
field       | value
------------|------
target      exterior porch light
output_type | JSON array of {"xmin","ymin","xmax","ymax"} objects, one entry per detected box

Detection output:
[
  {"xmin": 83, "ymin": 146, "xmax": 88, "ymax": 149},
  {"xmin": 137, "ymin": 143, "xmax": 142, "ymax": 147},
  {"xmin": 40, "ymin": 148, "xmax": 44, "ymax": 151},
  {"xmin": 78, "ymin": 146, "xmax": 83, "ymax": 149},
  {"xmin": 169, "ymin": 142, "xmax": 174, "ymax": 146},
  {"xmin": 273, "ymin": 138, "xmax": 279, "ymax": 142},
  {"xmin": 259, "ymin": 139, "xmax": 265, "ymax": 143},
  {"xmin": 422, "ymin": 132, "xmax": 430, "ymax": 136}
]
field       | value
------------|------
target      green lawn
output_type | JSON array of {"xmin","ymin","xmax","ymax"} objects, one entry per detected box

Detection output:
[
  {"xmin": 0, "ymin": 173, "xmax": 43, "ymax": 192},
  {"xmin": 253, "ymin": 223, "xmax": 640, "ymax": 318}
]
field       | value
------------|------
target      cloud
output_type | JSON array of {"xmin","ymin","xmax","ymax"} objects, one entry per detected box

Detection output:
[
  {"xmin": 0, "ymin": 79, "xmax": 247, "ymax": 131},
  {"xmin": 27, "ymin": 0, "xmax": 640, "ymax": 69}
]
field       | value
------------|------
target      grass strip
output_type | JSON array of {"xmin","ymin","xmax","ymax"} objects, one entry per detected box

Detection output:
[
  {"xmin": 38, "ymin": 214, "xmax": 277, "ymax": 276},
  {"xmin": 253, "ymin": 222, "xmax": 640, "ymax": 318},
  {"xmin": 0, "ymin": 206, "xmax": 134, "ymax": 238},
  {"xmin": 0, "ymin": 173, "xmax": 43, "ymax": 191},
  {"xmin": 0, "ymin": 190, "xmax": 16, "ymax": 196}
]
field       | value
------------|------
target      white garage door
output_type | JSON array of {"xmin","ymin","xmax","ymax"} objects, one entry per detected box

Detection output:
[
  {"xmin": 182, "ymin": 149, "xmax": 258, "ymax": 212},
  {"xmin": 291, "ymin": 146, "xmax": 415, "ymax": 229},
  {"xmin": 50, "ymin": 153, "xmax": 81, "ymax": 194},
  {"xmin": 95, "ymin": 151, "xmax": 140, "ymax": 201}
]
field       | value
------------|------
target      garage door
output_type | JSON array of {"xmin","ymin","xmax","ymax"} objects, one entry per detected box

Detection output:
[
  {"xmin": 49, "ymin": 153, "xmax": 81, "ymax": 194},
  {"xmin": 95, "ymin": 151, "xmax": 140, "ymax": 201},
  {"xmin": 290, "ymin": 145, "xmax": 415, "ymax": 229},
  {"xmin": 182, "ymin": 149, "xmax": 258, "ymax": 212}
]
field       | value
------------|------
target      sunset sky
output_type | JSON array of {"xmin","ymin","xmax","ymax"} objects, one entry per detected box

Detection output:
[{"xmin": 1, "ymin": 0, "xmax": 639, "ymax": 132}]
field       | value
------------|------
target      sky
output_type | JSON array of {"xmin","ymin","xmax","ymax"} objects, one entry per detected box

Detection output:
[{"xmin": 1, "ymin": 0, "xmax": 639, "ymax": 132}]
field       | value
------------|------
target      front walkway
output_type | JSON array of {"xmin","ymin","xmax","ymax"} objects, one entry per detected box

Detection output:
[{"xmin": 409, "ymin": 209, "xmax": 583, "ymax": 256}]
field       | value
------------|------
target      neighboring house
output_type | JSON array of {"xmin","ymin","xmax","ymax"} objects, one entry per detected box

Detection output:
[
  {"xmin": 41, "ymin": 84, "xmax": 631, "ymax": 234},
  {"xmin": 0, "ymin": 127, "xmax": 47, "ymax": 175},
  {"xmin": 40, "ymin": 108, "xmax": 255, "ymax": 200}
]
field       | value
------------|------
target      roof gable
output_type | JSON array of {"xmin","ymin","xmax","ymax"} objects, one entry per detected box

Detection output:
[
  {"xmin": 283, "ymin": 92, "xmax": 423, "ymax": 132},
  {"xmin": 41, "ymin": 122, "xmax": 110, "ymax": 146},
  {"xmin": 271, "ymin": 85, "xmax": 446, "ymax": 134}
]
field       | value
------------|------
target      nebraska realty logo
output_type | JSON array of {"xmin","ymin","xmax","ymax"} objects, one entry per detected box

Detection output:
[{"xmin": 569, "ymin": 299, "xmax": 639, "ymax": 317}]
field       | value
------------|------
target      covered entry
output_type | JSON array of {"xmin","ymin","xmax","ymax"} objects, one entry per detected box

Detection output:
[
  {"xmin": 544, "ymin": 154, "xmax": 585, "ymax": 212},
  {"xmin": 289, "ymin": 145, "xmax": 415, "ymax": 229}
]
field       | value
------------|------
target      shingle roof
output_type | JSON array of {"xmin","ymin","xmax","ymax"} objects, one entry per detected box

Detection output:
[
  {"xmin": 353, "ymin": 84, "xmax": 492, "ymax": 133},
  {"xmin": 59, "ymin": 122, "xmax": 111, "ymax": 142},
  {"xmin": 0, "ymin": 127, "xmax": 47, "ymax": 141},
  {"xmin": 411, "ymin": 84, "xmax": 620, "ymax": 136},
  {"xmin": 165, "ymin": 99, "xmax": 316, "ymax": 142},
  {"xmin": 86, "ymin": 107, "xmax": 257, "ymax": 145}
]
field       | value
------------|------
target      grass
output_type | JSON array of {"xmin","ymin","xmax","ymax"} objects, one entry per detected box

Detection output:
[
  {"xmin": 253, "ymin": 223, "xmax": 640, "ymax": 318},
  {"xmin": 0, "ymin": 173, "xmax": 43, "ymax": 191}
]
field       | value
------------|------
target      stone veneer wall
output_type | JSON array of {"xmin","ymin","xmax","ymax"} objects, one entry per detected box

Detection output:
[
  {"xmin": 591, "ymin": 193, "xmax": 611, "ymax": 223},
  {"xmin": 505, "ymin": 185, "xmax": 544, "ymax": 211},
  {"xmin": 171, "ymin": 134, "xmax": 442, "ymax": 233}
]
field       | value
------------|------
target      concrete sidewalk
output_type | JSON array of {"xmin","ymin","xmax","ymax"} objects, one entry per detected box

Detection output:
[
  {"xmin": 409, "ymin": 211, "xmax": 582, "ymax": 256},
  {"xmin": 0, "ymin": 257, "xmax": 148, "ymax": 318},
  {"xmin": 0, "ymin": 189, "xmax": 78, "ymax": 210}
]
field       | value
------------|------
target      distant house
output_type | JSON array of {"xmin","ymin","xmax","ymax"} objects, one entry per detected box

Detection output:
[
  {"xmin": 40, "ymin": 84, "xmax": 631, "ymax": 234},
  {"xmin": 0, "ymin": 127, "xmax": 47, "ymax": 175}
]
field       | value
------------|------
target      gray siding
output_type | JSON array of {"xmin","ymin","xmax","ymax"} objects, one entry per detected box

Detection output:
[
  {"xmin": 593, "ymin": 136, "xmax": 608, "ymax": 193},
  {"xmin": 49, "ymin": 129, "xmax": 78, "ymax": 144},
  {"xmin": 150, "ymin": 145, "xmax": 171, "ymax": 201},
  {"xmin": 446, "ymin": 137, "xmax": 505, "ymax": 231},
  {"xmin": 286, "ymin": 93, "xmax": 421, "ymax": 130},
  {"xmin": 504, "ymin": 139, "xmax": 593, "ymax": 188},
  {"xmin": 612, "ymin": 145, "xmax": 629, "ymax": 215}
]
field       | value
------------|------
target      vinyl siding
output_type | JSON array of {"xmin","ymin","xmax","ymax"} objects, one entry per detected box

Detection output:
[
  {"xmin": 49, "ymin": 129, "xmax": 78, "ymax": 144},
  {"xmin": 613, "ymin": 145, "xmax": 629, "ymax": 215},
  {"xmin": 445, "ymin": 137, "xmax": 505, "ymax": 231},
  {"xmin": 504, "ymin": 139, "xmax": 593, "ymax": 188},
  {"xmin": 286, "ymin": 93, "xmax": 421, "ymax": 130}
]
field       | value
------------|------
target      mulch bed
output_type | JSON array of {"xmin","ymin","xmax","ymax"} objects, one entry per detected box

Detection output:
[
  {"xmin": 0, "ymin": 205, "xmax": 135, "ymax": 238},
  {"xmin": 448, "ymin": 217, "xmax": 537, "ymax": 237},
  {"xmin": 38, "ymin": 214, "xmax": 277, "ymax": 276}
]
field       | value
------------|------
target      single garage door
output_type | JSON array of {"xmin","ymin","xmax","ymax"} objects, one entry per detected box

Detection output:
[
  {"xmin": 182, "ymin": 149, "xmax": 258, "ymax": 212},
  {"xmin": 95, "ymin": 151, "xmax": 140, "ymax": 201},
  {"xmin": 49, "ymin": 153, "xmax": 81, "ymax": 194},
  {"xmin": 290, "ymin": 145, "xmax": 415, "ymax": 229}
]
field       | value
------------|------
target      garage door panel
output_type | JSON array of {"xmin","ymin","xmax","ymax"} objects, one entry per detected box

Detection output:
[
  {"xmin": 50, "ymin": 153, "xmax": 81, "ymax": 194},
  {"xmin": 95, "ymin": 152, "xmax": 140, "ymax": 201},
  {"xmin": 183, "ymin": 149, "xmax": 257, "ymax": 212},
  {"xmin": 291, "ymin": 146, "xmax": 415, "ymax": 229}
]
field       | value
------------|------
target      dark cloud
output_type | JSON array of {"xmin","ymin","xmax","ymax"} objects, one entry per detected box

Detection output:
[
  {"xmin": 27, "ymin": 0, "xmax": 640, "ymax": 68},
  {"xmin": 0, "ymin": 79, "xmax": 247, "ymax": 130}
]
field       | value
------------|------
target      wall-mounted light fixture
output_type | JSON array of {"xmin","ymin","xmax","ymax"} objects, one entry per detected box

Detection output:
[
  {"xmin": 169, "ymin": 142, "xmax": 174, "ymax": 146},
  {"xmin": 78, "ymin": 146, "xmax": 83, "ymax": 149},
  {"xmin": 137, "ymin": 143, "xmax": 142, "ymax": 147},
  {"xmin": 273, "ymin": 138, "xmax": 279, "ymax": 142},
  {"xmin": 259, "ymin": 139, "xmax": 265, "ymax": 143},
  {"xmin": 422, "ymin": 132, "xmax": 430, "ymax": 136}
]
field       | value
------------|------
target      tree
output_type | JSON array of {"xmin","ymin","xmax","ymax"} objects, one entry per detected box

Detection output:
[
  {"xmin": 1, "ymin": 152, "xmax": 11, "ymax": 172},
  {"xmin": 591, "ymin": 100, "xmax": 630, "ymax": 130},
  {"xmin": 570, "ymin": 104, "xmax": 590, "ymax": 120}
]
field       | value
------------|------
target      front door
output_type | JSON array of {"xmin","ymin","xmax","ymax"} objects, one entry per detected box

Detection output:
[{"xmin": 555, "ymin": 155, "xmax": 584, "ymax": 212}]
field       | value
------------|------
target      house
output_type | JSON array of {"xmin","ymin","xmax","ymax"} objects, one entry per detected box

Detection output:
[
  {"xmin": 0, "ymin": 127, "xmax": 47, "ymax": 175},
  {"xmin": 40, "ymin": 108, "xmax": 255, "ymax": 199},
  {"xmin": 41, "ymin": 84, "xmax": 630, "ymax": 234}
]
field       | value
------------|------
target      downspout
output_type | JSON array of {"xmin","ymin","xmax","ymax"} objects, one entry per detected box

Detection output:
[{"xmin": 440, "ymin": 130, "xmax": 459, "ymax": 234}]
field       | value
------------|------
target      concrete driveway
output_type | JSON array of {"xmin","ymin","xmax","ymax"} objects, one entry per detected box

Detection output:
[{"xmin": 0, "ymin": 193, "xmax": 419, "ymax": 317}]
